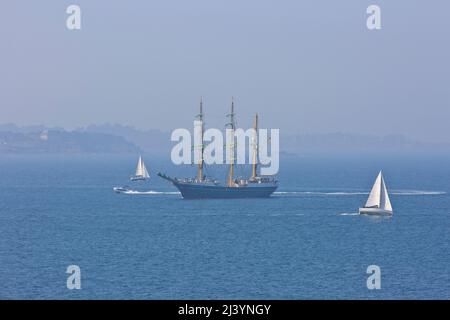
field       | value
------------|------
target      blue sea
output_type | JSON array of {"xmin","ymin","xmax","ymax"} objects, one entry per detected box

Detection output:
[{"xmin": 0, "ymin": 154, "xmax": 449, "ymax": 299}]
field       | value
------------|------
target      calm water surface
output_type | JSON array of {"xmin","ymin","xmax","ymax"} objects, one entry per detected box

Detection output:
[{"xmin": 0, "ymin": 155, "xmax": 449, "ymax": 299}]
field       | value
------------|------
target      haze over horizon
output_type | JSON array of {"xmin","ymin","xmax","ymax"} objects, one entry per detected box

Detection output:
[{"xmin": 1, "ymin": 1, "xmax": 449, "ymax": 143}]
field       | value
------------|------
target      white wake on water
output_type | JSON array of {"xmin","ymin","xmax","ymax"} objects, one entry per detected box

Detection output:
[
  {"xmin": 121, "ymin": 190, "xmax": 180, "ymax": 195},
  {"xmin": 118, "ymin": 189, "xmax": 445, "ymax": 196},
  {"xmin": 390, "ymin": 190, "xmax": 446, "ymax": 195},
  {"xmin": 274, "ymin": 190, "xmax": 446, "ymax": 196},
  {"xmin": 274, "ymin": 191, "xmax": 367, "ymax": 196}
]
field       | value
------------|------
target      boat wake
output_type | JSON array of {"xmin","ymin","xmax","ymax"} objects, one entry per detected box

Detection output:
[
  {"xmin": 390, "ymin": 190, "xmax": 446, "ymax": 196},
  {"xmin": 118, "ymin": 190, "xmax": 180, "ymax": 195},
  {"xmin": 274, "ymin": 190, "xmax": 446, "ymax": 197},
  {"xmin": 116, "ymin": 189, "xmax": 445, "ymax": 196},
  {"xmin": 339, "ymin": 212, "xmax": 359, "ymax": 216},
  {"xmin": 274, "ymin": 191, "xmax": 367, "ymax": 196}
]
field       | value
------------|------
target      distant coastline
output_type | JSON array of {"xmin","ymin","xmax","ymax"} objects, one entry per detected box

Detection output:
[{"xmin": 1, "ymin": 123, "xmax": 449, "ymax": 156}]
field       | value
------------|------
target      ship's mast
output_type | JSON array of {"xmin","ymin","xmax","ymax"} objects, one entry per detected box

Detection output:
[
  {"xmin": 196, "ymin": 97, "xmax": 204, "ymax": 181},
  {"xmin": 227, "ymin": 98, "xmax": 236, "ymax": 187},
  {"xmin": 251, "ymin": 113, "xmax": 258, "ymax": 179}
]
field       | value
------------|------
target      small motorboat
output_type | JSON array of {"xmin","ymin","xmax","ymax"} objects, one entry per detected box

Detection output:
[{"xmin": 113, "ymin": 186, "xmax": 130, "ymax": 193}]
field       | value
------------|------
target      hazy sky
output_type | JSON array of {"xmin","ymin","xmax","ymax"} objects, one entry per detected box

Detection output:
[{"xmin": 1, "ymin": 1, "xmax": 449, "ymax": 142}]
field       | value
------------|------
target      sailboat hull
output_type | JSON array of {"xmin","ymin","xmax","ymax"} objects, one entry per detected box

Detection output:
[
  {"xmin": 359, "ymin": 207, "xmax": 393, "ymax": 216},
  {"xmin": 174, "ymin": 181, "xmax": 278, "ymax": 199},
  {"xmin": 130, "ymin": 176, "xmax": 149, "ymax": 181}
]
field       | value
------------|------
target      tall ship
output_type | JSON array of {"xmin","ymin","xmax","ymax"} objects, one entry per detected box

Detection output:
[{"xmin": 158, "ymin": 99, "xmax": 278, "ymax": 199}]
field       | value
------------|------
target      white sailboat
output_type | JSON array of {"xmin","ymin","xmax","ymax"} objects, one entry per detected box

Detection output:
[
  {"xmin": 130, "ymin": 156, "xmax": 150, "ymax": 181},
  {"xmin": 359, "ymin": 171, "xmax": 393, "ymax": 215}
]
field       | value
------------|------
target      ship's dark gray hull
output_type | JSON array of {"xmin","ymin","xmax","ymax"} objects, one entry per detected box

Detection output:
[{"xmin": 173, "ymin": 181, "xmax": 277, "ymax": 199}]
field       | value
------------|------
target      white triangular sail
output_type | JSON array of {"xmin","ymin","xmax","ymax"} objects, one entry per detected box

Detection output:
[
  {"xmin": 380, "ymin": 175, "xmax": 392, "ymax": 211},
  {"xmin": 365, "ymin": 171, "xmax": 382, "ymax": 208},
  {"xmin": 135, "ymin": 156, "xmax": 144, "ymax": 176},
  {"xmin": 364, "ymin": 171, "xmax": 392, "ymax": 212},
  {"xmin": 141, "ymin": 160, "xmax": 150, "ymax": 179},
  {"xmin": 131, "ymin": 156, "xmax": 150, "ymax": 180}
]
